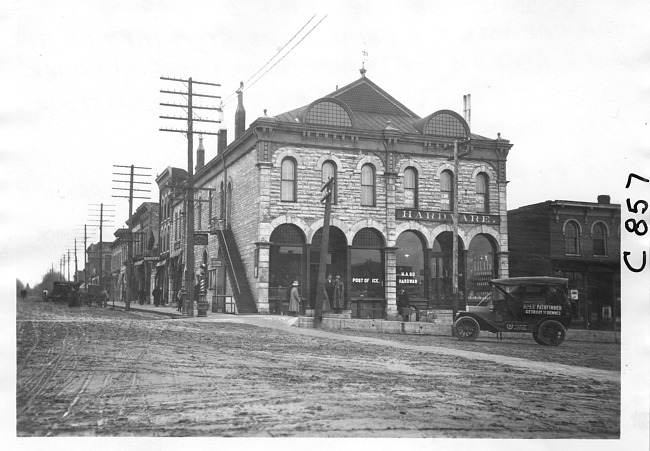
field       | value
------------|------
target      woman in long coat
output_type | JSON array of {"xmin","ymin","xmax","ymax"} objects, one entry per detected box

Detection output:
[{"xmin": 288, "ymin": 281, "xmax": 301, "ymax": 316}]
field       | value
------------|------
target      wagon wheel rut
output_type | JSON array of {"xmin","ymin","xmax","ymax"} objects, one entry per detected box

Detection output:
[{"xmin": 186, "ymin": 344, "xmax": 274, "ymax": 436}]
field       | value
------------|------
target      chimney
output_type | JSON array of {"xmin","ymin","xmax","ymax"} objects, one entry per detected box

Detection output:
[
  {"xmin": 195, "ymin": 134, "xmax": 205, "ymax": 171},
  {"xmin": 217, "ymin": 102, "xmax": 227, "ymax": 154},
  {"xmin": 235, "ymin": 81, "xmax": 246, "ymax": 139},
  {"xmin": 597, "ymin": 195, "xmax": 611, "ymax": 204},
  {"xmin": 463, "ymin": 94, "xmax": 471, "ymax": 129}
]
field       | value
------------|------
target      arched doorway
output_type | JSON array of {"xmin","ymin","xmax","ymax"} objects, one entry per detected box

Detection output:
[
  {"xmin": 466, "ymin": 234, "xmax": 498, "ymax": 305},
  {"xmin": 351, "ymin": 227, "xmax": 386, "ymax": 318},
  {"xmin": 310, "ymin": 226, "xmax": 347, "ymax": 308},
  {"xmin": 269, "ymin": 224, "xmax": 306, "ymax": 314},
  {"xmin": 396, "ymin": 231, "xmax": 428, "ymax": 309},
  {"xmin": 430, "ymin": 232, "xmax": 466, "ymax": 309}
]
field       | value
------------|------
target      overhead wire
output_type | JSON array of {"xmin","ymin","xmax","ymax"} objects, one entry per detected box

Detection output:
[{"xmin": 221, "ymin": 14, "xmax": 327, "ymax": 109}]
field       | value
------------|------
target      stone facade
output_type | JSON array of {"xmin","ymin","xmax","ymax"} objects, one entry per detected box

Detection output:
[{"xmin": 165, "ymin": 73, "xmax": 514, "ymax": 318}]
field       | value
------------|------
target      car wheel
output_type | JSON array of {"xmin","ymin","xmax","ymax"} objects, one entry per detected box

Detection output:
[
  {"xmin": 531, "ymin": 332, "xmax": 544, "ymax": 345},
  {"xmin": 454, "ymin": 316, "xmax": 480, "ymax": 341},
  {"xmin": 536, "ymin": 320, "xmax": 566, "ymax": 346}
]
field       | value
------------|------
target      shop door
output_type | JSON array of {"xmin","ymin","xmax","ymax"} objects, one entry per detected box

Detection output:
[{"xmin": 430, "ymin": 232, "xmax": 465, "ymax": 310}]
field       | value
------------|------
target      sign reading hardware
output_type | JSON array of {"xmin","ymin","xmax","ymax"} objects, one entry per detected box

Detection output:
[{"xmin": 396, "ymin": 209, "xmax": 499, "ymax": 224}]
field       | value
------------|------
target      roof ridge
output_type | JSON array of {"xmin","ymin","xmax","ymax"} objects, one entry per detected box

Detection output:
[{"xmin": 327, "ymin": 76, "xmax": 419, "ymax": 118}]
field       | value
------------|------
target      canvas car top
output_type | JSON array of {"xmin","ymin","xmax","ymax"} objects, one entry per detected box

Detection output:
[{"xmin": 489, "ymin": 276, "xmax": 568, "ymax": 286}]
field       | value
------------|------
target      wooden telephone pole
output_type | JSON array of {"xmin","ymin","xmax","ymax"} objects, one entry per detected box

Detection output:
[
  {"xmin": 313, "ymin": 177, "xmax": 334, "ymax": 328},
  {"xmin": 88, "ymin": 203, "xmax": 115, "ymax": 292},
  {"xmin": 450, "ymin": 140, "xmax": 470, "ymax": 323},
  {"xmin": 112, "ymin": 164, "xmax": 151, "ymax": 310},
  {"xmin": 160, "ymin": 76, "xmax": 220, "ymax": 316}
]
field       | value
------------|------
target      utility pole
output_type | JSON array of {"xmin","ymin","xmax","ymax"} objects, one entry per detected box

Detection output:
[
  {"xmin": 450, "ymin": 140, "xmax": 470, "ymax": 323},
  {"xmin": 160, "ymin": 76, "xmax": 220, "ymax": 317},
  {"xmin": 88, "ymin": 203, "xmax": 115, "ymax": 292},
  {"xmin": 314, "ymin": 177, "xmax": 334, "ymax": 328},
  {"xmin": 84, "ymin": 225, "xmax": 88, "ymax": 291},
  {"xmin": 67, "ymin": 249, "xmax": 71, "ymax": 281},
  {"xmin": 113, "ymin": 165, "xmax": 151, "ymax": 310},
  {"xmin": 74, "ymin": 239, "xmax": 79, "ymax": 281}
]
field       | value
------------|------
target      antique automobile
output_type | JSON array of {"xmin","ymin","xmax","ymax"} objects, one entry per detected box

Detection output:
[{"xmin": 453, "ymin": 277, "xmax": 571, "ymax": 346}]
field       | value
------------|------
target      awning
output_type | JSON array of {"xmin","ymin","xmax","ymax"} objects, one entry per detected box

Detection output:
[{"xmin": 133, "ymin": 260, "xmax": 144, "ymax": 267}]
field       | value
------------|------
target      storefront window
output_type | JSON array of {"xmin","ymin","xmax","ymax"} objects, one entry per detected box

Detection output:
[
  {"xmin": 351, "ymin": 228, "xmax": 385, "ymax": 299},
  {"xmin": 396, "ymin": 231, "xmax": 426, "ymax": 299},
  {"xmin": 467, "ymin": 234, "xmax": 496, "ymax": 303},
  {"xmin": 269, "ymin": 225, "xmax": 305, "ymax": 306}
]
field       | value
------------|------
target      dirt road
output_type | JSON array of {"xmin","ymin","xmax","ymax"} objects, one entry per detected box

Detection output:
[{"xmin": 16, "ymin": 300, "xmax": 620, "ymax": 438}]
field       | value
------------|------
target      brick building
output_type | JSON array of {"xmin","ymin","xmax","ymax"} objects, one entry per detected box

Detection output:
[
  {"xmin": 164, "ymin": 71, "xmax": 513, "ymax": 318},
  {"xmin": 110, "ymin": 228, "xmax": 129, "ymax": 304},
  {"xmin": 155, "ymin": 167, "xmax": 188, "ymax": 306},
  {"xmin": 127, "ymin": 202, "xmax": 160, "ymax": 304},
  {"xmin": 85, "ymin": 242, "xmax": 111, "ymax": 289},
  {"xmin": 508, "ymin": 195, "xmax": 621, "ymax": 329}
]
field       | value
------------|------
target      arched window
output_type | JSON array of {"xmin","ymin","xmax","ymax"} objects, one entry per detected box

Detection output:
[
  {"xmin": 593, "ymin": 223, "xmax": 607, "ymax": 255},
  {"xmin": 281, "ymin": 158, "xmax": 297, "ymax": 202},
  {"xmin": 322, "ymin": 161, "xmax": 337, "ymax": 204},
  {"xmin": 404, "ymin": 167, "xmax": 418, "ymax": 209},
  {"xmin": 440, "ymin": 170, "xmax": 453, "ymax": 211},
  {"xmin": 476, "ymin": 172, "xmax": 488, "ymax": 213},
  {"xmin": 351, "ymin": 228, "xmax": 385, "ymax": 300},
  {"xmin": 565, "ymin": 221, "xmax": 580, "ymax": 255},
  {"xmin": 361, "ymin": 164, "xmax": 375, "ymax": 206}
]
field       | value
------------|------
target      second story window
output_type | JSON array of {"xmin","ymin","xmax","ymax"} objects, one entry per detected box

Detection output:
[
  {"xmin": 404, "ymin": 167, "xmax": 417, "ymax": 209},
  {"xmin": 476, "ymin": 172, "xmax": 488, "ymax": 213},
  {"xmin": 440, "ymin": 170, "xmax": 453, "ymax": 211},
  {"xmin": 322, "ymin": 161, "xmax": 337, "ymax": 204},
  {"xmin": 565, "ymin": 221, "xmax": 580, "ymax": 255},
  {"xmin": 281, "ymin": 158, "xmax": 297, "ymax": 202},
  {"xmin": 361, "ymin": 164, "xmax": 375, "ymax": 206},
  {"xmin": 593, "ymin": 223, "xmax": 607, "ymax": 255}
]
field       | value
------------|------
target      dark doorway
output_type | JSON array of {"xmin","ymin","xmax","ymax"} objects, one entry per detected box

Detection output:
[
  {"xmin": 430, "ymin": 232, "xmax": 466, "ymax": 309},
  {"xmin": 310, "ymin": 226, "xmax": 347, "ymax": 308}
]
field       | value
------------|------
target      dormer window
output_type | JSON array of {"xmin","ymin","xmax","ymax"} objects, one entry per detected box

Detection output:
[{"xmin": 304, "ymin": 100, "xmax": 353, "ymax": 127}]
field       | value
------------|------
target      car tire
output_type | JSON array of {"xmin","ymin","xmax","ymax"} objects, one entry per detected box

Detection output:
[
  {"xmin": 536, "ymin": 319, "xmax": 566, "ymax": 346},
  {"xmin": 531, "ymin": 332, "xmax": 544, "ymax": 345},
  {"xmin": 454, "ymin": 316, "xmax": 480, "ymax": 341}
]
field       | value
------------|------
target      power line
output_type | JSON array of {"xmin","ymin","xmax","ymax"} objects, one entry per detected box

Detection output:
[
  {"xmin": 221, "ymin": 14, "xmax": 327, "ymax": 109},
  {"xmin": 221, "ymin": 14, "xmax": 317, "ymax": 106}
]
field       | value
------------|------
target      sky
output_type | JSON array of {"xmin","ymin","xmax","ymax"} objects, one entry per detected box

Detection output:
[{"xmin": 2, "ymin": 0, "xmax": 649, "ymax": 288}]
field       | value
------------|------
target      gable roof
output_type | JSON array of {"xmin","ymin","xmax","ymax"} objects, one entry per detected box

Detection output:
[
  {"xmin": 273, "ymin": 76, "xmax": 421, "ymax": 133},
  {"xmin": 326, "ymin": 76, "xmax": 419, "ymax": 117},
  {"xmin": 271, "ymin": 75, "xmax": 498, "ymax": 142}
]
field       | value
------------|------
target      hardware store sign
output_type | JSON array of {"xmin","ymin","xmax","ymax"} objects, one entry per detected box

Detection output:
[{"xmin": 396, "ymin": 209, "xmax": 499, "ymax": 225}]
